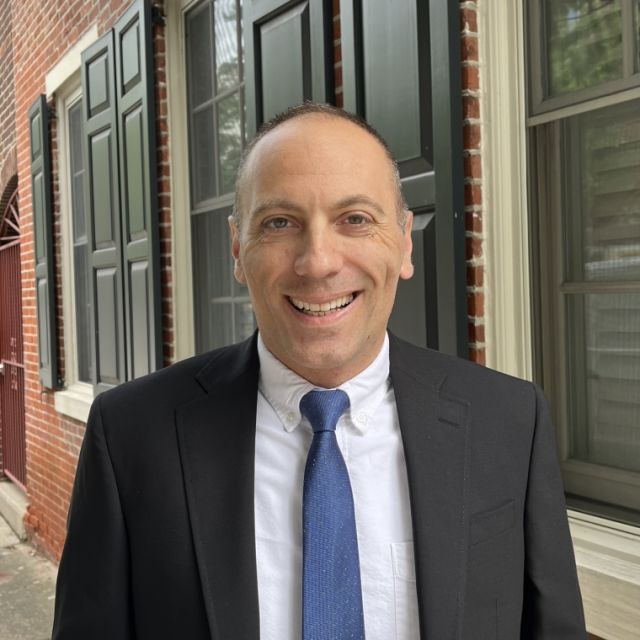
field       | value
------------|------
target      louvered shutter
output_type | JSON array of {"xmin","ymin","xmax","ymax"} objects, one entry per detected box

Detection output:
[{"xmin": 29, "ymin": 95, "xmax": 59, "ymax": 389}]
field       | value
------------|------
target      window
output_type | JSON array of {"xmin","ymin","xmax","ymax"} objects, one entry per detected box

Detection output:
[
  {"xmin": 527, "ymin": 0, "xmax": 640, "ymax": 522},
  {"xmin": 185, "ymin": 0, "xmax": 255, "ymax": 354},
  {"xmin": 66, "ymin": 96, "xmax": 94, "ymax": 385},
  {"xmin": 54, "ymin": 83, "xmax": 97, "ymax": 420}
]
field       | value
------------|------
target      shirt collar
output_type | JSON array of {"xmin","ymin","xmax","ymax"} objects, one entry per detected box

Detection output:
[{"xmin": 257, "ymin": 332, "xmax": 391, "ymax": 435}]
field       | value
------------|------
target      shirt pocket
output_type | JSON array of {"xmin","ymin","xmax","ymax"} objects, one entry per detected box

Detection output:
[{"xmin": 391, "ymin": 542, "xmax": 420, "ymax": 640}]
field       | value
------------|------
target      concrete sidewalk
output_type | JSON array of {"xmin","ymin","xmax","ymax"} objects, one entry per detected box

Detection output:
[{"xmin": 0, "ymin": 515, "xmax": 57, "ymax": 640}]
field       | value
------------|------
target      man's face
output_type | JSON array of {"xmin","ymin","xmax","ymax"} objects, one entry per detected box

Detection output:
[{"xmin": 230, "ymin": 114, "xmax": 413, "ymax": 387}]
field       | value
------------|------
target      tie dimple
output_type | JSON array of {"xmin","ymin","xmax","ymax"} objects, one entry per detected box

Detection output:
[{"xmin": 300, "ymin": 389, "xmax": 365, "ymax": 640}]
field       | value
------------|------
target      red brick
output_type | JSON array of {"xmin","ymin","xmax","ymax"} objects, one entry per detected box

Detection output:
[
  {"xmin": 461, "ymin": 34, "xmax": 478, "ymax": 62},
  {"xmin": 469, "ymin": 347, "xmax": 486, "ymax": 366},
  {"xmin": 467, "ymin": 265, "xmax": 484, "ymax": 287},
  {"xmin": 460, "ymin": 7, "xmax": 477, "ymax": 33},
  {"xmin": 463, "ymin": 95, "xmax": 480, "ymax": 119},
  {"xmin": 463, "ymin": 154, "xmax": 481, "ymax": 179},
  {"xmin": 464, "ymin": 183, "xmax": 482, "ymax": 206},
  {"xmin": 461, "ymin": 64, "xmax": 479, "ymax": 91},
  {"xmin": 468, "ymin": 322, "xmax": 485, "ymax": 344},
  {"xmin": 466, "ymin": 236, "xmax": 483, "ymax": 261},
  {"xmin": 467, "ymin": 291, "xmax": 484, "ymax": 317},
  {"xmin": 463, "ymin": 123, "xmax": 481, "ymax": 149}
]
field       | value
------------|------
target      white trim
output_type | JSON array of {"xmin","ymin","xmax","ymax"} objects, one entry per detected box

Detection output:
[
  {"xmin": 45, "ymin": 25, "xmax": 99, "ymax": 97},
  {"xmin": 478, "ymin": 1, "xmax": 532, "ymax": 379},
  {"xmin": 54, "ymin": 382, "xmax": 94, "ymax": 424},
  {"xmin": 166, "ymin": 0, "xmax": 198, "ymax": 361},
  {"xmin": 49, "ymin": 31, "xmax": 100, "ymax": 420},
  {"xmin": 569, "ymin": 511, "xmax": 640, "ymax": 639}
]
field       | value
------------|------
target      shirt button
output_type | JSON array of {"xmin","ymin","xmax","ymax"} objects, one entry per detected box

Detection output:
[
  {"xmin": 355, "ymin": 411, "xmax": 368, "ymax": 425},
  {"xmin": 285, "ymin": 411, "xmax": 297, "ymax": 425}
]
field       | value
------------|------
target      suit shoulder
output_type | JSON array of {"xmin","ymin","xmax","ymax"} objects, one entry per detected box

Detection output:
[
  {"xmin": 389, "ymin": 333, "xmax": 535, "ymax": 398},
  {"xmin": 96, "ymin": 337, "xmax": 256, "ymax": 411}
]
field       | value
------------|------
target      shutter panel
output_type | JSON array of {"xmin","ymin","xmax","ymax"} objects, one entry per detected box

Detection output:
[
  {"xmin": 244, "ymin": 0, "xmax": 333, "ymax": 136},
  {"xmin": 28, "ymin": 95, "xmax": 58, "ymax": 389},
  {"xmin": 341, "ymin": 0, "xmax": 467, "ymax": 356},
  {"xmin": 81, "ymin": 31, "xmax": 127, "ymax": 392},
  {"xmin": 114, "ymin": 0, "xmax": 162, "ymax": 379}
]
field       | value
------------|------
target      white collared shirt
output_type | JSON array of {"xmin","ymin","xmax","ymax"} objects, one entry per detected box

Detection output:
[{"xmin": 254, "ymin": 333, "xmax": 420, "ymax": 639}]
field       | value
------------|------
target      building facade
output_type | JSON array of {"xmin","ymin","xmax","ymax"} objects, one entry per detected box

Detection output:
[{"xmin": 0, "ymin": 1, "xmax": 638, "ymax": 638}]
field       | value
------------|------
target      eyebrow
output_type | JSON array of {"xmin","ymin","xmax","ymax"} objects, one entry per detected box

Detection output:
[
  {"xmin": 333, "ymin": 195, "xmax": 387, "ymax": 218},
  {"xmin": 249, "ymin": 198, "xmax": 304, "ymax": 220},
  {"xmin": 249, "ymin": 194, "xmax": 388, "ymax": 220}
]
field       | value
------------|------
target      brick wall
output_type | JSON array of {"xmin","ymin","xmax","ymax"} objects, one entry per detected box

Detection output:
[
  {"xmin": 460, "ymin": 0, "xmax": 484, "ymax": 365},
  {"xmin": 0, "ymin": 0, "xmax": 16, "ymax": 192},
  {"xmin": 11, "ymin": 0, "xmax": 171, "ymax": 559}
]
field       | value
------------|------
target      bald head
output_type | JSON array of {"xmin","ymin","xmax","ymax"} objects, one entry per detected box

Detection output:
[{"xmin": 233, "ymin": 103, "xmax": 407, "ymax": 229}]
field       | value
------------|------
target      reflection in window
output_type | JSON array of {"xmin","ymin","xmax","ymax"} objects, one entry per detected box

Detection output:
[
  {"xmin": 565, "ymin": 100, "xmax": 640, "ymax": 282},
  {"xmin": 186, "ymin": 0, "xmax": 254, "ymax": 353},
  {"xmin": 544, "ymin": 0, "xmax": 623, "ymax": 97},
  {"xmin": 68, "ymin": 98, "xmax": 94, "ymax": 383},
  {"xmin": 562, "ymin": 99, "xmax": 640, "ymax": 479}
]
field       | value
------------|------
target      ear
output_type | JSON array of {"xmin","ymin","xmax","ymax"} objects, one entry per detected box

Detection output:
[
  {"xmin": 228, "ymin": 215, "xmax": 247, "ymax": 284},
  {"xmin": 399, "ymin": 210, "xmax": 414, "ymax": 280}
]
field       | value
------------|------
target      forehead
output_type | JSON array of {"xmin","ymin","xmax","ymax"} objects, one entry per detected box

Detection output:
[{"xmin": 245, "ymin": 114, "xmax": 394, "ymax": 191}]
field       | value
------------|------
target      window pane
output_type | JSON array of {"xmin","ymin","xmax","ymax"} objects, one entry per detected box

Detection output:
[
  {"xmin": 234, "ymin": 300, "xmax": 255, "ymax": 342},
  {"xmin": 187, "ymin": 3, "xmax": 213, "ymax": 107},
  {"xmin": 567, "ymin": 293, "xmax": 640, "ymax": 473},
  {"xmin": 215, "ymin": 0, "xmax": 239, "ymax": 93},
  {"xmin": 217, "ymin": 92, "xmax": 242, "ymax": 194},
  {"xmin": 564, "ymin": 99, "xmax": 640, "ymax": 282},
  {"xmin": 191, "ymin": 210, "xmax": 255, "ymax": 353},
  {"xmin": 637, "ymin": 0, "xmax": 640, "ymax": 73},
  {"xmin": 545, "ymin": 0, "xmax": 623, "ymax": 97},
  {"xmin": 68, "ymin": 100, "xmax": 86, "ymax": 241},
  {"xmin": 74, "ymin": 244, "xmax": 92, "ymax": 382},
  {"xmin": 68, "ymin": 98, "xmax": 93, "ymax": 383},
  {"xmin": 192, "ymin": 106, "xmax": 216, "ymax": 202}
]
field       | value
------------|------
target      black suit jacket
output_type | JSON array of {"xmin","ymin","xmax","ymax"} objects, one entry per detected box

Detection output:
[{"xmin": 52, "ymin": 334, "xmax": 586, "ymax": 639}]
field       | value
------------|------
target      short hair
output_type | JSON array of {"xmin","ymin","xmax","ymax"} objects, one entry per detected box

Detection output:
[{"xmin": 232, "ymin": 102, "xmax": 407, "ymax": 227}]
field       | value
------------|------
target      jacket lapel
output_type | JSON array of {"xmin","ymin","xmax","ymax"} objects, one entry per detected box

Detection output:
[
  {"xmin": 390, "ymin": 335, "xmax": 471, "ymax": 640},
  {"xmin": 175, "ymin": 336, "xmax": 260, "ymax": 640}
]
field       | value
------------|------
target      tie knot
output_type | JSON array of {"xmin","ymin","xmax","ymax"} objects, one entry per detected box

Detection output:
[{"xmin": 300, "ymin": 389, "xmax": 350, "ymax": 433}]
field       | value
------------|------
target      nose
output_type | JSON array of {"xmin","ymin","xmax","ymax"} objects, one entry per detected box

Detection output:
[{"xmin": 293, "ymin": 226, "xmax": 343, "ymax": 279}]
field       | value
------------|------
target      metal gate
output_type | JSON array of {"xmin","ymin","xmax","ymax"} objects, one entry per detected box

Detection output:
[{"xmin": 0, "ymin": 187, "xmax": 26, "ymax": 489}]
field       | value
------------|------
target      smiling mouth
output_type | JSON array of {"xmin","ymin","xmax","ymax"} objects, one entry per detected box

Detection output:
[{"xmin": 288, "ymin": 293, "xmax": 356, "ymax": 316}]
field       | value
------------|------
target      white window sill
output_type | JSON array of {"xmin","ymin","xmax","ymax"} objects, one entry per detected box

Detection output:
[
  {"xmin": 569, "ymin": 510, "xmax": 640, "ymax": 640},
  {"xmin": 54, "ymin": 382, "xmax": 95, "ymax": 423}
]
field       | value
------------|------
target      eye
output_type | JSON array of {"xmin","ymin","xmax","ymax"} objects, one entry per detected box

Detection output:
[
  {"xmin": 265, "ymin": 217, "xmax": 292, "ymax": 230},
  {"xmin": 344, "ymin": 213, "xmax": 371, "ymax": 225}
]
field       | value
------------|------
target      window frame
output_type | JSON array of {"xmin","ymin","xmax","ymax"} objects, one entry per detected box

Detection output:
[
  {"xmin": 45, "ymin": 27, "xmax": 99, "ymax": 422},
  {"xmin": 526, "ymin": 0, "xmax": 640, "ymax": 116},
  {"xmin": 534, "ymin": 103, "xmax": 640, "ymax": 519}
]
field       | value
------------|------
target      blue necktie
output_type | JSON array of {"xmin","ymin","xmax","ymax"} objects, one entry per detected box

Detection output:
[{"xmin": 300, "ymin": 389, "xmax": 365, "ymax": 640}]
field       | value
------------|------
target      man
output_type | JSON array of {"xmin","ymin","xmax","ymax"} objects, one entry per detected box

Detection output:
[{"xmin": 53, "ymin": 103, "xmax": 586, "ymax": 639}]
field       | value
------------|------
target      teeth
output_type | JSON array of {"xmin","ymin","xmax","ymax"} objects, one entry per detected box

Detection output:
[{"xmin": 290, "ymin": 294, "xmax": 354, "ymax": 315}]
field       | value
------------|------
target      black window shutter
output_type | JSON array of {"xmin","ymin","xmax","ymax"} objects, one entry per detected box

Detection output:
[
  {"xmin": 81, "ymin": 31, "xmax": 127, "ymax": 392},
  {"xmin": 114, "ymin": 0, "xmax": 162, "ymax": 379},
  {"xmin": 244, "ymin": 0, "xmax": 333, "ymax": 137},
  {"xmin": 80, "ymin": 0, "xmax": 161, "ymax": 393},
  {"xmin": 28, "ymin": 95, "xmax": 58, "ymax": 389},
  {"xmin": 340, "ymin": 0, "xmax": 467, "ymax": 356}
]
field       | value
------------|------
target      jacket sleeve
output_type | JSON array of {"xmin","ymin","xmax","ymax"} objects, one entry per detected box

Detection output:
[
  {"xmin": 52, "ymin": 393, "xmax": 134, "ymax": 639},
  {"xmin": 520, "ymin": 384, "xmax": 587, "ymax": 639}
]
